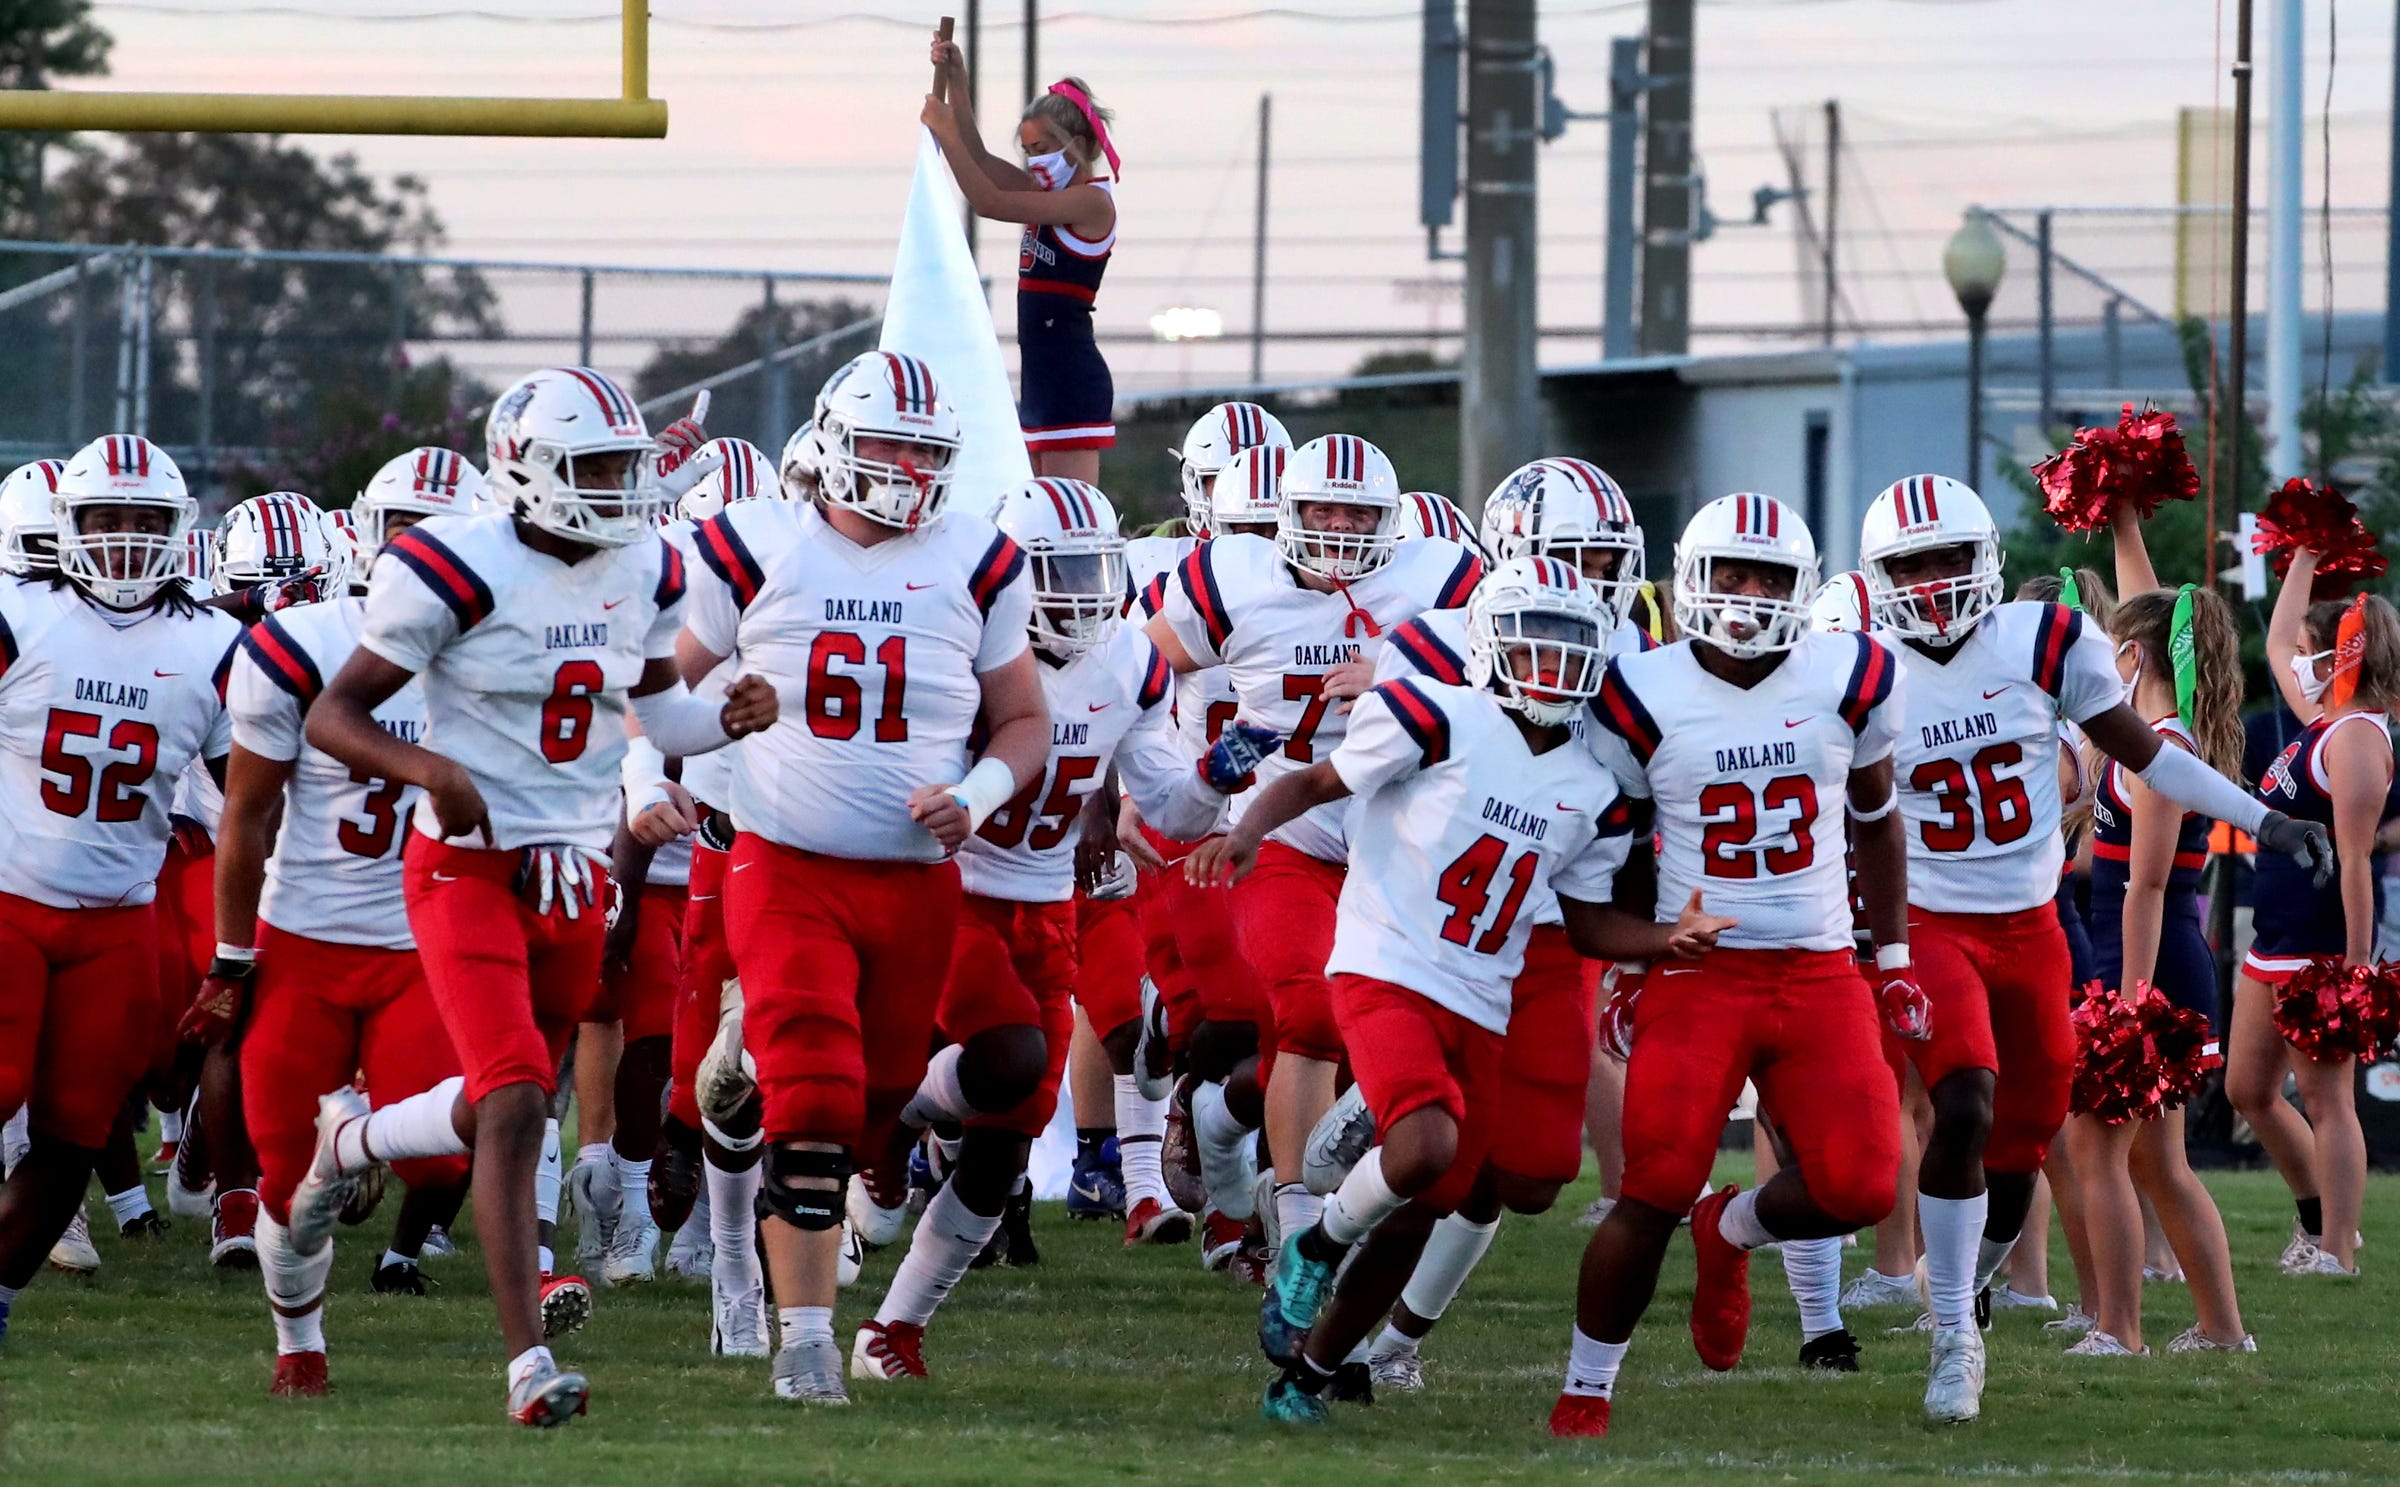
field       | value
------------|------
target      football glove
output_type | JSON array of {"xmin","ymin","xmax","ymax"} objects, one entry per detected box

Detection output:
[{"xmin": 1198, "ymin": 720, "xmax": 1281, "ymax": 794}]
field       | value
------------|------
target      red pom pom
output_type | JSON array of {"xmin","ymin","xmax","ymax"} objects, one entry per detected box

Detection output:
[
  {"xmin": 2272, "ymin": 959, "xmax": 2400, "ymax": 1062},
  {"xmin": 2033, "ymin": 404, "xmax": 2202, "ymax": 535},
  {"xmin": 2070, "ymin": 980, "xmax": 2222, "ymax": 1124},
  {"xmin": 2251, "ymin": 479, "xmax": 2389, "ymax": 599}
]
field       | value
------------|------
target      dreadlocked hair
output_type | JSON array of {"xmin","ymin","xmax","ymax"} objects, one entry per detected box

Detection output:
[
  {"xmin": 2113, "ymin": 586, "xmax": 2245, "ymax": 782},
  {"xmin": 2307, "ymin": 594, "xmax": 2400, "ymax": 716}
]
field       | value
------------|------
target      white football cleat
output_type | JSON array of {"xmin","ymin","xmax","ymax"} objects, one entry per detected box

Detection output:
[
  {"xmin": 1576, "ymin": 1195, "xmax": 1617, "ymax": 1229},
  {"xmin": 1131, "ymin": 977, "xmax": 1174, "ymax": 1102},
  {"xmin": 567, "ymin": 1156, "xmax": 621, "ymax": 1270},
  {"xmin": 420, "ymin": 1225, "xmax": 459, "ymax": 1260},
  {"xmin": 1923, "ymin": 1326, "xmax": 1985, "ymax": 1424},
  {"xmin": 710, "ymin": 1272, "xmax": 772, "ymax": 1358},
  {"xmin": 601, "ymin": 1209, "xmax": 658, "ymax": 1286},
  {"xmin": 1838, "ymin": 1267, "xmax": 1920, "ymax": 1311},
  {"xmin": 1368, "ymin": 1340, "xmax": 1425, "ymax": 1393},
  {"xmin": 165, "ymin": 1166, "xmax": 215, "ymax": 1220},
  {"xmin": 46, "ymin": 1208, "xmax": 101, "ymax": 1275},
  {"xmin": 695, "ymin": 982, "xmax": 758, "ymax": 1131},
  {"xmin": 847, "ymin": 1174, "xmax": 908, "ymax": 1250},
  {"xmin": 772, "ymin": 1336, "xmax": 850, "ymax": 1404},
  {"xmin": 506, "ymin": 1354, "xmax": 588, "ymax": 1428},
  {"xmin": 285, "ymin": 1087, "xmax": 370, "ymax": 1256},
  {"xmin": 1301, "ymin": 1084, "xmax": 1375, "ymax": 1198},
  {"xmin": 837, "ymin": 1218, "xmax": 865, "ymax": 1287},
  {"xmin": 666, "ymin": 1224, "xmax": 714, "ymax": 1280}
]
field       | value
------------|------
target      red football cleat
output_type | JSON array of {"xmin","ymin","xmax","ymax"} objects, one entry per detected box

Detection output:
[
  {"xmin": 1123, "ymin": 1197, "xmax": 1192, "ymax": 1247},
  {"xmin": 1687, "ymin": 1184, "xmax": 1753, "ymax": 1372},
  {"xmin": 270, "ymin": 1350, "xmax": 329, "ymax": 1399},
  {"xmin": 1548, "ymin": 1392, "xmax": 1611, "ymax": 1438},
  {"xmin": 539, "ymin": 1272, "xmax": 594, "ymax": 1339},
  {"xmin": 851, "ymin": 1319, "xmax": 929, "ymax": 1380}
]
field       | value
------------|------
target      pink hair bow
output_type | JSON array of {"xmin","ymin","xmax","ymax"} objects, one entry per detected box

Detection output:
[{"xmin": 1047, "ymin": 78, "xmax": 1120, "ymax": 178}]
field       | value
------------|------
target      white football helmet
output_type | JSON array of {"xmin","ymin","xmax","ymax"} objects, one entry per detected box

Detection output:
[
  {"xmin": 1859, "ymin": 474, "xmax": 2004, "ymax": 643},
  {"xmin": 677, "ymin": 438, "xmax": 781, "ymax": 522},
  {"xmin": 355, "ymin": 446, "xmax": 489, "ymax": 569},
  {"xmin": 218, "ymin": 491, "xmax": 333, "ymax": 598},
  {"xmin": 1210, "ymin": 443, "xmax": 1287, "ymax": 534},
  {"xmin": 484, "ymin": 366, "xmax": 663, "ymax": 547},
  {"xmin": 318, "ymin": 507, "xmax": 361, "ymax": 594},
  {"xmin": 1467, "ymin": 554, "xmax": 1609, "ymax": 727},
  {"xmin": 995, "ymin": 477, "xmax": 1127, "ymax": 658},
  {"xmin": 1, "ymin": 459, "xmax": 67, "ymax": 575},
  {"xmin": 1672, "ymin": 494, "xmax": 1820, "ymax": 660},
  {"xmin": 177, "ymin": 527, "xmax": 218, "ymax": 598},
  {"xmin": 1809, "ymin": 570, "xmax": 1871, "ymax": 634},
  {"xmin": 814, "ymin": 351, "xmax": 963, "ymax": 531},
  {"xmin": 1279, "ymin": 434, "xmax": 1400, "ymax": 581},
  {"xmin": 779, "ymin": 424, "xmax": 830, "ymax": 503},
  {"xmin": 50, "ymin": 434, "xmax": 197, "ymax": 610},
  {"xmin": 1397, "ymin": 491, "xmax": 1480, "ymax": 551},
  {"xmin": 1479, "ymin": 458, "xmax": 1646, "ymax": 628},
  {"xmin": 1176, "ymin": 401, "xmax": 1292, "ymax": 535}
]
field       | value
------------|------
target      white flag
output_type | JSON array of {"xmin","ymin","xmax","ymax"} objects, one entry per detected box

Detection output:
[{"xmin": 881, "ymin": 129, "xmax": 1031, "ymax": 521}]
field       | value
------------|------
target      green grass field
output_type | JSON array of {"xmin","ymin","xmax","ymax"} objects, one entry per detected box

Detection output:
[{"xmin": 5, "ymin": 1164, "xmax": 2398, "ymax": 1486}]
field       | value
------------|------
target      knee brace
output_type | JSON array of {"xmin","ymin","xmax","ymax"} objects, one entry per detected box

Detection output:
[{"xmin": 759, "ymin": 1143, "xmax": 851, "ymax": 1231}]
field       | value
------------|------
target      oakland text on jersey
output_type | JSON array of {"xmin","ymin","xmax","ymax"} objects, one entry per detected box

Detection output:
[
  {"xmin": 1919, "ymin": 711, "xmax": 2001, "ymax": 749},
  {"xmin": 1714, "ymin": 739, "xmax": 1800, "ymax": 774},
  {"xmin": 74, "ymin": 676, "xmax": 151, "ymax": 710},
  {"xmin": 825, "ymin": 596, "xmax": 906, "ymax": 625},
  {"xmin": 543, "ymin": 621, "xmax": 609, "ymax": 650},
  {"xmin": 1479, "ymin": 794, "xmax": 1553, "ymax": 842},
  {"xmin": 1294, "ymin": 642, "xmax": 1361, "ymax": 668},
  {"xmin": 1053, "ymin": 719, "xmax": 1092, "ymax": 748}
]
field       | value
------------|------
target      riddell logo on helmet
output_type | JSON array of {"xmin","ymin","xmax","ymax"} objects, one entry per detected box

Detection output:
[{"xmin": 894, "ymin": 410, "xmax": 933, "ymax": 427}]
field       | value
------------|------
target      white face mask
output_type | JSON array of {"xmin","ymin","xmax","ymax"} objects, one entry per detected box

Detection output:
[
  {"xmin": 2290, "ymin": 649, "xmax": 2335, "ymax": 704},
  {"xmin": 1025, "ymin": 148, "xmax": 1074, "ymax": 191},
  {"xmin": 2115, "ymin": 639, "xmax": 2143, "ymax": 706}
]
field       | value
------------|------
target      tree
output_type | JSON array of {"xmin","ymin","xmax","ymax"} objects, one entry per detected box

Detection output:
[
  {"xmin": 633, "ymin": 295, "xmax": 880, "ymax": 452},
  {"xmin": 0, "ymin": 0, "xmax": 111, "ymax": 234}
]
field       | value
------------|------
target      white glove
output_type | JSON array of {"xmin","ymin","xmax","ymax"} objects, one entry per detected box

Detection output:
[
  {"xmin": 519, "ymin": 844, "xmax": 611, "ymax": 920},
  {"xmin": 1087, "ymin": 852, "xmax": 1138, "ymax": 901}
]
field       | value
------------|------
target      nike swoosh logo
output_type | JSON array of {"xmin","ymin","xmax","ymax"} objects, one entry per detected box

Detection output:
[
  {"xmin": 154, "ymin": 669, "xmax": 183, "ymax": 678},
  {"xmin": 1556, "ymin": 802, "xmax": 1579, "ymax": 812},
  {"xmin": 1088, "ymin": 702, "xmax": 1110, "ymax": 712},
  {"xmin": 1784, "ymin": 717, "xmax": 1812, "ymax": 728},
  {"xmin": 1982, "ymin": 687, "xmax": 2007, "ymax": 699},
  {"xmin": 603, "ymin": 598, "xmax": 627, "ymax": 610},
  {"xmin": 731, "ymin": 861, "xmax": 755, "ymax": 872},
  {"xmin": 690, "ymin": 894, "xmax": 718, "ymax": 903},
  {"xmin": 906, "ymin": 581, "xmax": 937, "ymax": 591},
  {"xmin": 430, "ymin": 871, "xmax": 459, "ymax": 883},
  {"xmin": 1655, "ymin": 966, "xmax": 1696, "ymax": 978}
]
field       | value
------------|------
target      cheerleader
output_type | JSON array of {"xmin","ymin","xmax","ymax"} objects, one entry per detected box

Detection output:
[
  {"xmin": 925, "ymin": 36, "xmax": 1120, "ymax": 484},
  {"xmin": 2228, "ymin": 553, "xmax": 2397, "ymax": 1278},
  {"xmin": 2060, "ymin": 514, "xmax": 2250, "ymax": 1356}
]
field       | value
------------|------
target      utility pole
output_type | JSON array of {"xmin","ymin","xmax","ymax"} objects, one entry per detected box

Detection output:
[
  {"xmin": 1462, "ymin": 0, "xmax": 1540, "ymax": 508},
  {"xmin": 1603, "ymin": 36, "xmax": 1641, "ymax": 359},
  {"xmin": 1024, "ymin": 0, "xmax": 1039, "ymax": 109},
  {"xmin": 964, "ymin": 0, "xmax": 980, "ymax": 263},
  {"xmin": 2265, "ymin": 0, "xmax": 2303, "ymax": 479},
  {"xmin": 2225, "ymin": 0, "xmax": 2257, "ymax": 584},
  {"xmin": 1637, "ymin": 0, "xmax": 1693, "ymax": 355},
  {"xmin": 1252, "ymin": 92, "xmax": 1272, "ymax": 386},
  {"xmin": 1821, "ymin": 99, "xmax": 1839, "ymax": 346},
  {"xmin": 2387, "ymin": 0, "xmax": 2400, "ymax": 381}
]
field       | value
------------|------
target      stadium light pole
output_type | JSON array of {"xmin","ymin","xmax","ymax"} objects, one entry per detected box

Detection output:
[{"xmin": 1944, "ymin": 210, "xmax": 2005, "ymax": 491}]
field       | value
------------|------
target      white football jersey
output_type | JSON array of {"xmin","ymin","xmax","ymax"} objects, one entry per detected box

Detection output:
[
  {"xmin": 683, "ymin": 499, "xmax": 1032, "ymax": 863},
  {"xmin": 1129, "ymin": 537, "xmax": 1237, "ymax": 837},
  {"xmin": 170, "ymin": 754, "xmax": 224, "ymax": 835},
  {"xmin": 1888, "ymin": 601, "xmax": 2122, "ymax": 914},
  {"xmin": 1589, "ymin": 630, "xmax": 1905, "ymax": 953},
  {"xmin": 359, "ymin": 511, "xmax": 686, "ymax": 852},
  {"xmin": 1159, "ymin": 532, "xmax": 1483, "ymax": 862},
  {"xmin": 228, "ymin": 596, "xmax": 425, "ymax": 948},
  {"xmin": 628, "ymin": 520, "xmax": 737, "ymax": 890},
  {"xmin": 0, "ymin": 580, "xmax": 239, "ymax": 909},
  {"xmin": 1325, "ymin": 677, "xmax": 1634, "ymax": 1033},
  {"xmin": 959, "ymin": 625, "xmax": 1217, "ymax": 902}
]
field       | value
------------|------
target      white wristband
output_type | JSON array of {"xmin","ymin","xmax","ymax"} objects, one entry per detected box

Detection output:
[
  {"xmin": 214, "ymin": 941, "xmax": 259, "ymax": 965},
  {"xmin": 1874, "ymin": 943, "xmax": 1912, "ymax": 973},
  {"xmin": 1846, "ymin": 790, "xmax": 1898, "ymax": 823},
  {"xmin": 949, "ymin": 756, "xmax": 1020, "ymax": 832},
  {"xmin": 626, "ymin": 780, "xmax": 677, "ymax": 821}
]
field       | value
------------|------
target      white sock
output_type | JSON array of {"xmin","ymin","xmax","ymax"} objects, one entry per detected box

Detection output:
[
  {"xmin": 1399, "ymin": 1211, "xmax": 1500, "ymax": 1322},
  {"xmin": 1343, "ymin": 1331, "xmax": 1374, "ymax": 1364},
  {"xmin": 257, "ymin": 1212, "xmax": 335, "ymax": 1354},
  {"xmin": 614, "ymin": 1156, "xmax": 653, "ymax": 1225},
  {"xmin": 381, "ymin": 1248, "xmax": 416, "ymax": 1270},
  {"xmin": 506, "ymin": 1345, "xmax": 554, "ymax": 1390},
  {"xmin": 1369, "ymin": 1323, "xmax": 1419, "ymax": 1359},
  {"xmin": 706, "ymin": 1157, "xmax": 762, "ymax": 1293},
  {"xmin": 1274, "ymin": 1183, "xmax": 1322, "ymax": 1248},
  {"xmin": 1321, "ymin": 1149, "xmax": 1404, "ymax": 1247},
  {"xmin": 1779, "ymin": 1236, "xmax": 1847, "ymax": 1341},
  {"xmin": 1717, "ymin": 1188, "xmax": 1775, "ymax": 1251},
  {"xmin": 342, "ymin": 1078, "xmax": 469, "ymax": 1170},
  {"xmin": 875, "ymin": 1182, "xmax": 1004, "ymax": 1329},
  {"xmin": 535, "ymin": 1118, "xmax": 563, "ymax": 1227},
  {"xmin": 1563, "ymin": 1326, "xmax": 1629, "ymax": 1398},
  {"xmin": 159, "ymin": 1108, "xmax": 184, "ymax": 1144},
  {"xmin": 1, "ymin": 1106, "xmax": 27, "ymax": 1172},
  {"xmin": 1918, "ymin": 1191, "xmax": 1986, "ymax": 1332},
  {"xmin": 1974, "ymin": 1232, "xmax": 2018, "ymax": 1296},
  {"xmin": 902, "ymin": 1044, "xmax": 971, "ymax": 1128},
  {"xmin": 1113, "ymin": 1075, "xmax": 1170, "ymax": 1209},
  {"xmin": 1191, "ymin": 1082, "xmax": 1256, "ymax": 1220},
  {"xmin": 105, "ymin": 1186, "xmax": 154, "ymax": 1226},
  {"xmin": 538, "ymin": 1245, "xmax": 555, "ymax": 1274},
  {"xmin": 575, "ymin": 1141, "xmax": 611, "ymax": 1172},
  {"xmin": 779, "ymin": 1304, "xmax": 834, "ymax": 1345}
]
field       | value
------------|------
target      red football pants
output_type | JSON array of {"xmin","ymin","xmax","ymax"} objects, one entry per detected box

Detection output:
[
  {"xmin": 1895, "ymin": 904, "xmax": 2077, "ymax": 1176},
  {"xmin": 939, "ymin": 894, "xmax": 1080, "ymax": 1138},
  {"xmin": 1333, "ymin": 973, "xmax": 1503, "ymax": 1216},
  {"xmin": 1488, "ymin": 926, "xmax": 1601, "ymax": 1186},
  {"xmin": 0, "ymin": 892, "xmax": 159, "ymax": 1149},
  {"xmin": 726, "ymin": 835, "xmax": 960, "ymax": 1152},
  {"xmin": 667, "ymin": 840, "xmax": 735, "ymax": 1132},
  {"xmin": 1621, "ymin": 947, "xmax": 1900, "ymax": 1226},
  {"xmin": 241, "ymin": 923, "xmax": 467, "ymax": 1224},
  {"xmin": 1073, "ymin": 892, "xmax": 1144, "ymax": 1041},
  {"xmin": 588, "ymin": 883, "xmax": 686, "ymax": 1044},
  {"xmin": 402, "ymin": 836, "xmax": 606, "ymax": 1103},
  {"xmin": 1232, "ymin": 841, "xmax": 1346, "ymax": 1064},
  {"xmin": 149, "ymin": 836, "xmax": 215, "ymax": 1082}
]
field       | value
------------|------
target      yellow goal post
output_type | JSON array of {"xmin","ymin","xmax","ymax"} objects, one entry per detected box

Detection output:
[{"xmin": 0, "ymin": 0, "xmax": 666, "ymax": 138}]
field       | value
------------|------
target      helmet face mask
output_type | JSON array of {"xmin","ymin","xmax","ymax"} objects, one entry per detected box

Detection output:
[
  {"xmin": 997, "ymin": 477, "xmax": 1126, "ymax": 658},
  {"xmin": 51, "ymin": 435, "xmax": 195, "ymax": 610},
  {"xmin": 1859, "ymin": 476, "xmax": 2003, "ymax": 642},
  {"xmin": 1468, "ymin": 555, "xmax": 1608, "ymax": 727},
  {"xmin": 1278, "ymin": 435, "xmax": 1400, "ymax": 582},
  {"xmin": 814, "ymin": 352, "xmax": 964, "ymax": 532},
  {"xmin": 485, "ymin": 368, "xmax": 663, "ymax": 548},
  {"xmin": 1480, "ymin": 459, "xmax": 1645, "ymax": 628},
  {"xmin": 1671, "ymin": 494, "xmax": 1819, "ymax": 661}
]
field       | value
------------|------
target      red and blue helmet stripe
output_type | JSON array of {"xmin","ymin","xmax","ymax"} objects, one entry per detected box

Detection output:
[
  {"xmin": 560, "ymin": 366, "xmax": 643, "ymax": 436},
  {"xmin": 881, "ymin": 352, "xmax": 940, "ymax": 416},
  {"xmin": 1733, "ymin": 493, "xmax": 1782, "ymax": 538},
  {"xmin": 1035, "ymin": 477, "xmax": 1104, "ymax": 533}
]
